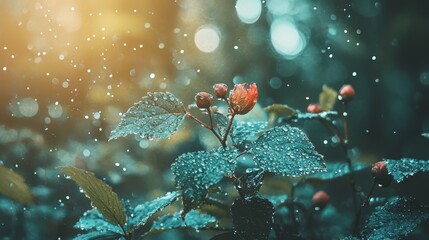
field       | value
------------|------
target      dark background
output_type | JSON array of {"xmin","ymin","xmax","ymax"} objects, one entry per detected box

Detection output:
[{"xmin": 0, "ymin": 0, "xmax": 429, "ymax": 239}]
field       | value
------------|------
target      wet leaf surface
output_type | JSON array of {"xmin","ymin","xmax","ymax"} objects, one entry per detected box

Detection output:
[
  {"xmin": 362, "ymin": 197, "xmax": 429, "ymax": 239},
  {"xmin": 234, "ymin": 168, "xmax": 264, "ymax": 199},
  {"xmin": 307, "ymin": 162, "xmax": 370, "ymax": 181},
  {"xmin": 0, "ymin": 164, "xmax": 34, "ymax": 204},
  {"xmin": 73, "ymin": 231, "xmax": 124, "ymax": 240},
  {"xmin": 172, "ymin": 147, "xmax": 240, "ymax": 214},
  {"xmin": 130, "ymin": 191, "xmax": 178, "ymax": 227},
  {"xmin": 231, "ymin": 196, "xmax": 274, "ymax": 240},
  {"xmin": 149, "ymin": 210, "xmax": 216, "ymax": 233},
  {"xmin": 385, "ymin": 158, "xmax": 429, "ymax": 182},
  {"xmin": 295, "ymin": 111, "xmax": 338, "ymax": 121},
  {"xmin": 109, "ymin": 92, "xmax": 186, "ymax": 140},
  {"xmin": 213, "ymin": 112, "xmax": 230, "ymax": 138},
  {"xmin": 59, "ymin": 166, "xmax": 126, "ymax": 227},
  {"xmin": 232, "ymin": 121, "xmax": 267, "ymax": 145},
  {"xmin": 75, "ymin": 209, "xmax": 123, "ymax": 234},
  {"xmin": 247, "ymin": 125, "xmax": 326, "ymax": 176}
]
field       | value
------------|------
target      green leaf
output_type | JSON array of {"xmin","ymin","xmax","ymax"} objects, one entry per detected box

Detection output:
[
  {"xmin": 73, "ymin": 231, "xmax": 124, "ymax": 240},
  {"xmin": 74, "ymin": 209, "xmax": 123, "ymax": 234},
  {"xmin": 109, "ymin": 92, "xmax": 186, "ymax": 140},
  {"xmin": 265, "ymin": 104, "xmax": 297, "ymax": 127},
  {"xmin": 213, "ymin": 112, "xmax": 230, "ymax": 138},
  {"xmin": 264, "ymin": 104, "xmax": 297, "ymax": 117},
  {"xmin": 232, "ymin": 121, "xmax": 267, "ymax": 145},
  {"xmin": 0, "ymin": 164, "xmax": 34, "ymax": 204},
  {"xmin": 362, "ymin": 197, "xmax": 429, "ymax": 239},
  {"xmin": 172, "ymin": 147, "xmax": 240, "ymax": 213},
  {"xmin": 247, "ymin": 125, "xmax": 326, "ymax": 176},
  {"xmin": 130, "ymin": 191, "xmax": 179, "ymax": 227},
  {"xmin": 149, "ymin": 210, "xmax": 216, "ymax": 233},
  {"xmin": 307, "ymin": 162, "xmax": 370, "ymax": 181},
  {"xmin": 59, "ymin": 166, "xmax": 126, "ymax": 227},
  {"xmin": 231, "ymin": 196, "xmax": 274, "ymax": 240},
  {"xmin": 319, "ymin": 85, "xmax": 337, "ymax": 111},
  {"xmin": 234, "ymin": 168, "xmax": 265, "ymax": 199},
  {"xmin": 385, "ymin": 158, "xmax": 429, "ymax": 183}
]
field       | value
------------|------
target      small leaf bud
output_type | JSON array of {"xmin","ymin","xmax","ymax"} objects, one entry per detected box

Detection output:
[
  {"xmin": 312, "ymin": 191, "xmax": 330, "ymax": 210},
  {"xmin": 213, "ymin": 83, "xmax": 228, "ymax": 99},
  {"xmin": 339, "ymin": 84, "xmax": 355, "ymax": 101},
  {"xmin": 307, "ymin": 103, "xmax": 323, "ymax": 114},
  {"xmin": 195, "ymin": 92, "xmax": 213, "ymax": 109},
  {"xmin": 371, "ymin": 161, "xmax": 393, "ymax": 187}
]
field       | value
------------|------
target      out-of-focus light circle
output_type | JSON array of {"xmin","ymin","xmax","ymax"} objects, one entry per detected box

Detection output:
[
  {"xmin": 19, "ymin": 98, "xmax": 39, "ymax": 117},
  {"xmin": 270, "ymin": 18, "xmax": 306, "ymax": 58},
  {"xmin": 194, "ymin": 26, "xmax": 220, "ymax": 53},
  {"xmin": 48, "ymin": 103, "xmax": 63, "ymax": 118},
  {"xmin": 267, "ymin": 0, "xmax": 292, "ymax": 16},
  {"xmin": 269, "ymin": 77, "xmax": 283, "ymax": 89},
  {"xmin": 235, "ymin": 0, "xmax": 262, "ymax": 24},
  {"xmin": 420, "ymin": 72, "xmax": 429, "ymax": 86}
]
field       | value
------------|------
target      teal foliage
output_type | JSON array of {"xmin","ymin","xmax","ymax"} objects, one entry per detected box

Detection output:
[
  {"xmin": 361, "ymin": 198, "xmax": 429, "ymax": 239},
  {"xmin": 247, "ymin": 125, "xmax": 326, "ymax": 176},
  {"xmin": 385, "ymin": 158, "xmax": 429, "ymax": 183},
  {"xmin": 172, "ymin": 147, "xmax": 240, "ymax": 212},
  {"xmin": 109, "ymin": 92, "xmax": 186, "ymax": 140}
]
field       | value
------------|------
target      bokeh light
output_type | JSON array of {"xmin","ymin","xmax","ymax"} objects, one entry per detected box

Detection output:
[
  {"xmin": 194, "ymin": 26, "xmax": 221, "ymax": 53},
  {"xmin": 270, "ymin": 17, "xmax": 307, "ymax": 58},
  {"xmin": 235, "ymin": 0, "xmax": 262, "ymax": 24}
]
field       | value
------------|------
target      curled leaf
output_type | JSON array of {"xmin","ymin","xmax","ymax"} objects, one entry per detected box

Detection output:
[
  {"xmin": 59, "ymin": 166, "xmax": 126, "ymax": 227},
  {"xmin": 0, "ymin": 164, "xmax": 34, "ymax": 204},
  {"xmin": 319, "ymin": 85, "xmax": 338, "ymax": 111}
]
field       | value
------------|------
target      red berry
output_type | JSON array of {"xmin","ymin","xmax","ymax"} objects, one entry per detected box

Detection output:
[
  {"xmin": 213, "ymin": 83, "xmax": 228, "ymax": 99},
  {"xmin": 307, "ymin": 103, "xmax": 323, "ymax": 114},
  {"xmin": 371, "ymin": 161, "xmax": 393, "ymax": 187},
  {"xmin": 195, "ymin": 92, "xmax": 213, "ymax": 108},
  {"xmin": 312, "ymin": 191, "xmax": 330, "ymax": 209},
  {"xmin": 339, "ymin": 84, "xmax": 355, "ymax": 101}
]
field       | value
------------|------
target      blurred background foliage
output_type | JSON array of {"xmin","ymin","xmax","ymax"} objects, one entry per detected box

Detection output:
[{"xmin": 1, "ymin": 0, "xmax": 429, "ymax": 239}]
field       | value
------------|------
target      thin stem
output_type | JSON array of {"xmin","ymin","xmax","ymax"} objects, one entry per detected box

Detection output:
[
  {"xmin": 362, "ymin": 181, "xmax": 376, "ymax": 208},
  {"xmin": 353, "ymin": 180, "xmax": 377, "ymax": 235},
  {"xmin": 222, "ymin": 97, "xmax": 233, "ymax": 113},
  {"xmin": 186, "ymin": 112, "xmax": 225, "ymax": 148},
  {"xmin": 221, "ymin": 113, "xmax": 236, "ymax": 147},
  {"xmin": 186, "ymin": 112, "xmax": 210, "ymax": 129},
  {"xmin": 289, "ymin": 184, "xmax": 298, "ymax": 230},
  {"xmin": 341, "ymin": 101, "xmax": 360, "ymax": 234},
  {"xmin": 118, "ymin": 224, "xmax": 129, "ymax": 240},
  {"xmin": 319, "ymin": 118, "xmax": 342, "ymax": 144},
  {"xmin": 207, "ymin": 107, "xmax": 215, "ymax": 129},
  {"xmin": 205, "ymin": 197, "xmax": 230, "ymax": 212},
  {"xmin": 342, "ymin": 103, "xmax": 349, "ymax": 146}
]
